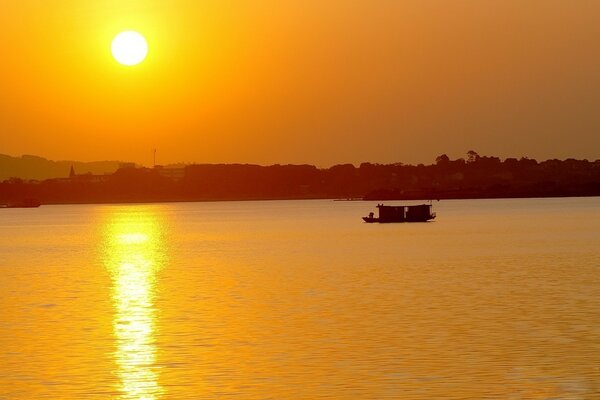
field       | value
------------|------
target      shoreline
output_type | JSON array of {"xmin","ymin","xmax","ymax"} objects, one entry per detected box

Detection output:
[{"xmin": 2, "ymin": 193, "xmax": 597, "ymax": 208}]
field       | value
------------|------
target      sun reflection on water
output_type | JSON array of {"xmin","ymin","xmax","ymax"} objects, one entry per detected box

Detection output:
[{"xmin": 103, "ymin": 209, "xmax": 165, "ymax": 399}]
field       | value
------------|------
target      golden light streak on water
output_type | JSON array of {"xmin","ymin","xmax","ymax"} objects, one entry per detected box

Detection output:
[{"xmin": 103, "ymin": 210, "xmax": 165, "ymax": 400}]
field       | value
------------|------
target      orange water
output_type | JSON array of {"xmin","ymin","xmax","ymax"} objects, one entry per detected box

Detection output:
[{"xmin": 1, "ymin": 198, "xmax": 599, "ymax": 399}]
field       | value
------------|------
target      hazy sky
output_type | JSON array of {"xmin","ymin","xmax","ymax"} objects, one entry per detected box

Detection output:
[{"xmin": 1, "ymin": 1, "xmax": 599, "ymax": 166}]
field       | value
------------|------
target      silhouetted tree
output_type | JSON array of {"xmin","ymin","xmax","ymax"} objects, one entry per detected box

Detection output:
[
  {"xmin": 466, "ymin": 150, "xmax": 480, "ymax": 163},
  {"xmin": 435, "ymin": 154, "xmax": 450, "ymax": 165}
]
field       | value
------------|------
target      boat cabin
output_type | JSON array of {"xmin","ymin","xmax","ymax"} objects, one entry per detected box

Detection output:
[{"xmin": 363, "ymin": 203, "xmax": 435, "ymax": 223}]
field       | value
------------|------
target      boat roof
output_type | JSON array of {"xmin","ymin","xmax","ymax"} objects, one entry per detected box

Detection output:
[{"xmin": 376, "ymin": 204, "xmax": 431, "ymax": 209}]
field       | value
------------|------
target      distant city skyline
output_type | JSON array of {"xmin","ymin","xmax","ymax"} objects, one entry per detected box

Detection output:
[{"xmin": 1, "ymin": 1, "xmax": 599, "ymax": 166}]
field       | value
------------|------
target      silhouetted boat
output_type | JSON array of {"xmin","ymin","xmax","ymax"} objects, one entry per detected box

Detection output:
[
  {"xmin": 363, "ymin": 203, "xmax": 435, "ymax": 223},
  {"xmin": 0, "ymin": 199, "xmax": 41, "ymax": 208}
]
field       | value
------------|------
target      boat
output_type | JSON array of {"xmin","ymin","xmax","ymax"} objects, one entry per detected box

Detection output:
[
  {"xmin": 0, "ymin": 199, "xmax": 41, "ymax": 208},
  {"xmin": 363, "ymin": 203, "xmax": 435, "ymax": 223}
]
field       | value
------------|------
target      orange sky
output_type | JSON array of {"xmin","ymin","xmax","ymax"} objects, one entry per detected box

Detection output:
[{"xmin": 1, "ymin": 1, "xmax": 599, "ymax": 166}]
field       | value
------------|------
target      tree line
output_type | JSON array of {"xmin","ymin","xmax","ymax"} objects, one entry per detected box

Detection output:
[{"xmin": 1, "ymin": 151, "xmax": 599, "ymax": 204}]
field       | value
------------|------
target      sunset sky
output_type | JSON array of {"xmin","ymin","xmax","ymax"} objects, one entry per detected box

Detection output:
[{"xmin": 1, "ymin": 1, "xmax": 599, "ymax": 166}]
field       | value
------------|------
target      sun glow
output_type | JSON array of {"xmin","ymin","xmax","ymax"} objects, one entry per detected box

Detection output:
[{"xmin": 111, "ymin": 31, "xmax": 148, "ymax": 66}]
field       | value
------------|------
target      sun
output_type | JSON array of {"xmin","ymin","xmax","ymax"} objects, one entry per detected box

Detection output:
[{"xmin": 111, "ymin": 31, "xmax": 148, "ymax": 66}]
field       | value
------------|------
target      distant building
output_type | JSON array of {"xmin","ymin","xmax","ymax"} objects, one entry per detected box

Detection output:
[
  {"xmin": 61, "ymin": 165, "xmax": 108, "ymax": 184},
  {"xmin": 154, "ymin": 165, "xmax": 185, "ymax": 181}
]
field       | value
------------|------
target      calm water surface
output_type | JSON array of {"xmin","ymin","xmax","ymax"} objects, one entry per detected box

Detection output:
[{"xmin": 0, "ymin": 198, "xmax": 599, "ymax": 399}]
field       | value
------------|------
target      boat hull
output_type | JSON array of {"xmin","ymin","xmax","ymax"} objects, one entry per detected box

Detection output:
[
  {"xmin": 363, "ymin": 215, "xmax": 435, "ymax": 223},
  {"xmin": 0, "ymin": 199, "xmax": 41, "ymax": 208},
  {"xmin": 362, "ymin": 216, "xmax": 379, "ymax": 223}
]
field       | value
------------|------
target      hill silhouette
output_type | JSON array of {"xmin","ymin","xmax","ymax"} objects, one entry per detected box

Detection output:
[{"xmin": 0, "ymin": 153, "xmax": 122, "ymax": 181}]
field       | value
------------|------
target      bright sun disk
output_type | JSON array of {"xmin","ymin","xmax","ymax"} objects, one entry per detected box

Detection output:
[{"xmin": 111, "ymin": 31, "xmax": 148, "ymax": 66}]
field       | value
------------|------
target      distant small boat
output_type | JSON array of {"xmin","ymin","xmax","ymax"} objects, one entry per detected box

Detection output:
[
  {"xmin": 0, "ymin": 199, "xmax": 41, "ymax": 208},
  {"xmin": 363, "ymin": 203, "xmax": 435, "ymax": 223}
]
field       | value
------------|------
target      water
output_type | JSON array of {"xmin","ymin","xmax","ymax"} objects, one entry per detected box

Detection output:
[{"xmin": 0, "ymin": 198, "xmax": 599, "ymax": 399}]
